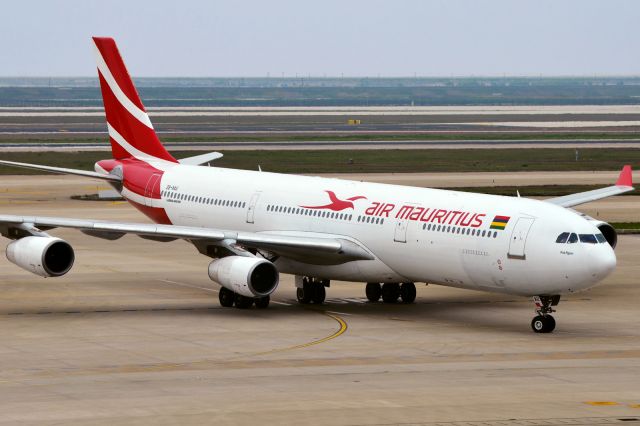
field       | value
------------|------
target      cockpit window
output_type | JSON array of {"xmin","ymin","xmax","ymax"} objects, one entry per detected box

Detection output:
[
  {"xmin": 579, "ymin": 234, "xmax": 598, "ymax": 244},
  {"xmin": 567, "ymin": 233, "xmax": 578, "ymax": 244},
  {"xmin": 556, "ymin": 232, "xmax": 569, "ymax": 243},
  {"xmin": 595, "ymin": 233, "xmax": 607, "ymax": 244}
]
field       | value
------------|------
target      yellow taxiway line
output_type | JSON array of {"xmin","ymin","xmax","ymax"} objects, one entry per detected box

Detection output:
[{"xmin": 251, "ymin": 311, "xmax": 348, "ymax": 356}]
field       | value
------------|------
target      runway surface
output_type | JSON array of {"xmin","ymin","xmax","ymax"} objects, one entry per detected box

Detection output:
[
  {"xmin": 0, "ymin": 175, "xmax": 639, "ymax": 425},
  {"xmin": 2, "ymin": 106, "xmax": 640, "ymax": 142},
  {"xmin": 2, "ymin": 139, "xmax": 640, "ymax": 152}
]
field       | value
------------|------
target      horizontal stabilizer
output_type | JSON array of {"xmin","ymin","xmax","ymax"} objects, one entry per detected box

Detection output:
[
  {"xmin": 0, "ymin": 160, "xmax": 121, "ymax": 182},
  {"xmin": 178, "ymin": 152, "xmax": 224, "ymax": 166}
]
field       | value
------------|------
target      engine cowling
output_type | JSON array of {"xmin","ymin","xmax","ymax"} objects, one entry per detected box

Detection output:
[
  {"xmin": 208, "ymin": 256, "xmax": 279, "ymax": 298},
  {"xmin": 6, "ymin": 236, "xmax": 75, "ymax": 277}
]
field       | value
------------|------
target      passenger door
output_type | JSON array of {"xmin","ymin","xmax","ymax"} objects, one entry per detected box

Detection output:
[
  {"xmin": 144, "ymin": 173, "xmax": 161, "ymax": 207},
  {"xmin": 393, "ymin": 204, "xmax": 419, "ymax": 243},
  {"xmin": 246, "ymin": 192, "xmax": 261, "ymax": 224},
  {"xmin": 508, "ymin": 217, "xmax": 535, "ymax": 259}
]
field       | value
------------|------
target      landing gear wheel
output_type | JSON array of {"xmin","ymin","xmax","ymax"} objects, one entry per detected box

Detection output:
[
  {"xmin": 531, "ymin": 315, "xmax": 556, "ymax": 333},
  {"xmin": 399, "ymin": 282, "xmax": 416, "ymax": 304},
  {"xmin": 219, "ymin": 287, "xmax": 235, "ymax": 307},
  {"xmin": 234, "ymin": 294, "xmax": 254, "ymax": 309},
  {"xmin": 381, "ymin": 283, "xmax": 400, "ymax": 303},
  {"xmin": 311, "ymin": 284, "xmax": 326, "ymax": 304},
  {"xmin": 255, "ymin": 295, "xmax": 270, "ymax": 309},
  {"xmin": 531, "ymin": 295, "xmax": 560, "ymax": 333},
  {"xmin": 365, "ymin": 282, "xmax": 382, "ymax": 302},
  {"xmin": 296, "ymin": 279, "xmax": 313, "ymax": 304}
]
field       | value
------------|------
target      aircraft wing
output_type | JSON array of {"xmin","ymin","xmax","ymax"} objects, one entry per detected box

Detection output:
[
  {"xmin": 546, "ymin": 165, "xmax": 634, "ymax": 208},
  {"xmin": 0, "ymin": 214, "xmax": 373, "ymax": 265}
]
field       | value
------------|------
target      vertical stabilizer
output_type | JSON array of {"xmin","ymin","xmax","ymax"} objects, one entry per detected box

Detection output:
[{"xmin": 92, "ymin": 37, "xmax": 176, "ymax": 163}]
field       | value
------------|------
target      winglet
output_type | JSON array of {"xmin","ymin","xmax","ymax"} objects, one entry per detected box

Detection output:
[{"xmin": 615, "ymin": 165, "xmax": 633, "ymax": 187}]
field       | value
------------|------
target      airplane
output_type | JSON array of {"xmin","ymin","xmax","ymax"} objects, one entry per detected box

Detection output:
[{"xmin": 0, "ymin": 37, "xmax": 634, "ymax": 333}]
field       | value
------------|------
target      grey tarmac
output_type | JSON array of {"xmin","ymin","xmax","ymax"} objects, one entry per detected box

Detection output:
[{"xmin": 0, "ymin": 175, "xmax": 639, "ymax": 425}]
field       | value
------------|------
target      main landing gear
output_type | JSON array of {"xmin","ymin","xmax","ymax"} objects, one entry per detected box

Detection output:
[
  {"xmin": 366, "ymin": 282, "xmax": 416, "ymax": 304},
  {"xmin": 219, "ymin": 287, "xmax": 270, "ymax": 309},
  {"xmin": 296, "ymin": 277, "xmax": 328, "ymax": 305},
  {"xmin": 531, "ymin": 295, "xmax": 560, "ymax": 333}
]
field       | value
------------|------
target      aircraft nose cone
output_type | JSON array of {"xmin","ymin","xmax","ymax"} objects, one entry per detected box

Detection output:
[{"xmin": 590, "ymin": 246, "xmax": 617, "ymax": 279}]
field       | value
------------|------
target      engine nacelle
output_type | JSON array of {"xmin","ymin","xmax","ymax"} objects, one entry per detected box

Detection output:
[
  {"xmin": 208, "ymin": 256, "xmax": 279, "ymax": 298},
  {"xmin": 6, "ymin": 236, "xmax": 75, "ymax": 277}
]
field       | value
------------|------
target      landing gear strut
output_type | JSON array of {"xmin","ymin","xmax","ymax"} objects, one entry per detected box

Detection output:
[
  {"xmin": 218, "ymin": 287, "xmax": 270, "ymax": 309},
  {"xmin": 531, "ymin": 295, "xmax": 560, "ymax": 333},
  {"xmin": 296, "ymin": 277, "xmax": 327, "ymax": 305}
]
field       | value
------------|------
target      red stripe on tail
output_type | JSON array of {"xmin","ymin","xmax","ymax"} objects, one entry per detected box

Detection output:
[
  {"xmin": 93, "ymin": 37, "xmax": 145, "ymax": 111},
  {"xmin": 93, "ymin": 37, "xmax": 177, "ymax": 163}
]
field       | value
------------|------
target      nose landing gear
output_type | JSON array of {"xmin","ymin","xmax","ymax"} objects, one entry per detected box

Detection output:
[{"xmin": 531, "ymin": 295, "xmax": 560, "ymax": 333}]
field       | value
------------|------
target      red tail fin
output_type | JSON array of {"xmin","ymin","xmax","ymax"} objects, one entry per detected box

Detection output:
[{"xmin": 92, "ymin": 37, "xmax": 176, "ymax": 163}]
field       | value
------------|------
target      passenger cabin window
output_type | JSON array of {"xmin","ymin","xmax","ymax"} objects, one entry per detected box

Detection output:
[{"xmin": 556, "ymin": 232, "xmax": 570, "ymax": 243}]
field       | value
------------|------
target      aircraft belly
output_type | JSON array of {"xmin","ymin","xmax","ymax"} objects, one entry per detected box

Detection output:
[{"xmin": 275, "ymin": 257, "xmax": 405, "ymax": 283}]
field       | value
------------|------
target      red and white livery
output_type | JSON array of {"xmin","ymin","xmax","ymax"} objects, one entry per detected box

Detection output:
[{"xmin": 0, "ymin": 37, "xmax": 634, "ymax": 333}]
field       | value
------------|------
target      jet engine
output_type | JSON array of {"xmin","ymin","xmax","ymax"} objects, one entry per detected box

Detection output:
[
  {"xmin": 6, "ymin": 236, "xmax": 75, "ymax": 277},
  {"xmin": 208, "ymin": 256, "xmax": 279, "ymax": 298}
]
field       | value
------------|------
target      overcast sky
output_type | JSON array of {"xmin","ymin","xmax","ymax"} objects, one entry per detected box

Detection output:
[{"xmin": 1, "ymin": 0, "xmax": 638, "ymax": 77}]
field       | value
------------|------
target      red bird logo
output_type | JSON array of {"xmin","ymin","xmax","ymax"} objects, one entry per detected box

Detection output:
[{"xmin": 301, "ymin": 190, "xmax": 367, "ymax": 211}]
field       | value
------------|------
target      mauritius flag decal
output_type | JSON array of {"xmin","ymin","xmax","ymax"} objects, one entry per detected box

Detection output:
[{"xmin": 490, "ymin": 215, "xmax": 510, "ymax": 230}]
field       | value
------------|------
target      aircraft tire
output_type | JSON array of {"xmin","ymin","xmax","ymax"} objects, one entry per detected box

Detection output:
[
  {"xmin": 235, "ymin": 294, "xmax": 254, "ymax": 309},
  {"xmin": 255, "ymin": 295, "xmax": 270, "ymax": 309},
  {"xmin": 531, "ymin": 315, "xmax": 556, "ymax": 333},
  {"xmin": 296, "ymin": 283, "xmax": 313, "ymax": 304},
  {"xmin": 311, "ymin": 283, "xmax": 326, "ymax": 304},
  {"xmin": 365, "ymin": 282, "xmax": 382, "ymax": 302},
  {"xmin": 381, "ymin": 283, "xmax": 400, "ymax": 303},
  {"xmin": 400, "ymin": 282, "xmax": 416, "ymax": 304},
  {"xmin": 219, "ymin": 287, "xmax": 235, "ymax": 307}
]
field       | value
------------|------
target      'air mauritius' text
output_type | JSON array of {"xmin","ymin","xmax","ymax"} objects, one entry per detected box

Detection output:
[{"xmin": 365, "ymin": 202, "xmax": 485, "ymax": 228}]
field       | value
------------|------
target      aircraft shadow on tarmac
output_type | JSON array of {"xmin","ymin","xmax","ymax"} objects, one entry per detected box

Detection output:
[{"xmin": 0, "ymin": 291, "xmax": 600, "ymax": 336}]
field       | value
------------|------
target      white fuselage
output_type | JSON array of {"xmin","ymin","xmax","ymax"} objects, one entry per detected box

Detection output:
[{"xmin": 123, "ymin": 163, "xmax": 617, "ymax": 297}]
